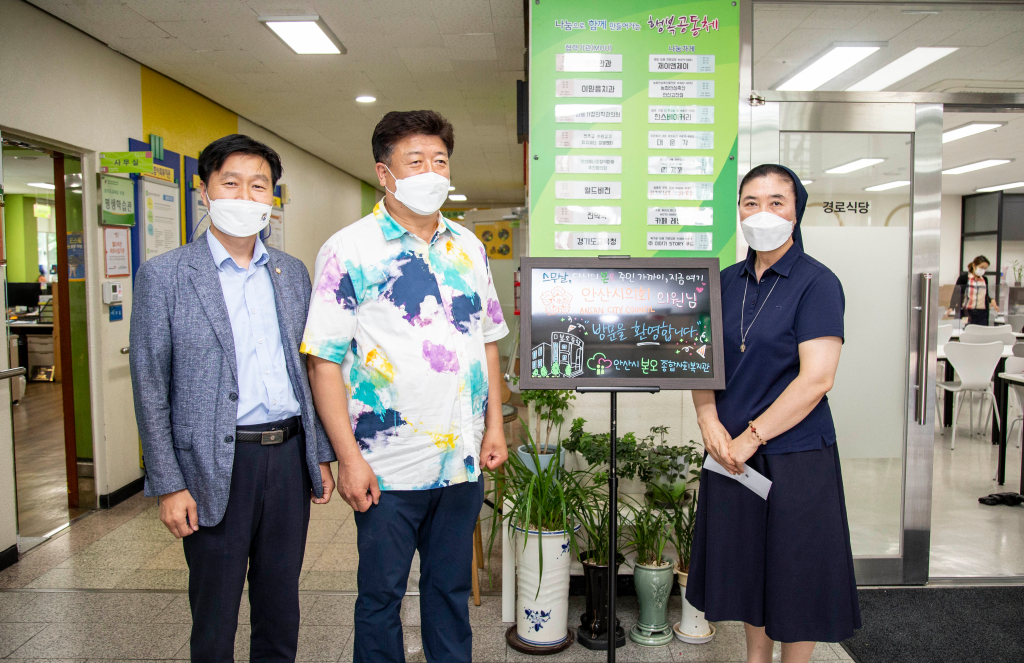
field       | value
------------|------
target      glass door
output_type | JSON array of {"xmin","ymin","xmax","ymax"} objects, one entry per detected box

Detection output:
[{"xmin": 746, "ymin": 101, "xmax": 942, "ymax": 584}]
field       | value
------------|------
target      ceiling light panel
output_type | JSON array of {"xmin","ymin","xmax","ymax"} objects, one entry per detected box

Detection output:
[
  {"xmin": 943, "ymin": 159, "xmax": 1011, "ymax": 175},
  {"xmin": 448, "ymin": 194, "xmax": 467, "ymax": 201},
  {"xmin": 776, "ymin": 46, "xmax": 880, "ymax": 91},
  {"xmin": 28, "ymin": 182, "xmax": 55, "ymax": 190},
  {"xmin": 847, "ymin": 47, "xmax": 957, "ymax": 92},
  {"xmin": 826, "ymin": 158, "xmax": 885, "ymax": 174},
  {"xmin": 976, "ymin": 182, "xmax": 1024, "ymax": 193},
  {"xmin": 355, "ymin": 96, "xmax": 376, "ymax": 103},
  {"xmin": 942, "ymin": 123, "xmax": 1003, "ymax": 143},
  {"xmin": 865, "ymin": 181, "xmax": 910, "ymax": 191},
  {"xmin": 259, "ymin": 16, "xmax": 345, "ymax": 55}
]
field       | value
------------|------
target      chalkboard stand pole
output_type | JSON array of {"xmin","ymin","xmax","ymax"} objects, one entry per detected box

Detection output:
[{"xmin": 577, "ymin": 386, "xmax": 660, "ymax": 663}]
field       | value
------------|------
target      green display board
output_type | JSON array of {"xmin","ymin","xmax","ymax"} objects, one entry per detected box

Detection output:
[{"xmin": 529, "ymin": 0, "xmax": 739, "ymax": 265}]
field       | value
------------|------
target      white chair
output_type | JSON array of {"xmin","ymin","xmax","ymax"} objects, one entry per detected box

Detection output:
[
  {"xmin": 1008, "ymin": 315, "xmax": 1024, "ymax": 333},
  {"xmin": 1003, "ymin": 356, "xmax": 1024, "ymax": 450},
  {"xmin": 964, "ymin": 323, "xmax": 1012, "ymax": 335},
  {"xmin": 960, "ymin": 329, "xmax": 1016, "ymax": 346},
  {"xmin": 937, "ymin": 341, "xmax": 1004, "ymax": 450},
  {"xmin": 937, "ymin": 324, "xmax": 953, "ymax": 346},
  {"xmin": 1013, "ymin": 343, "xmax": 1024, "ymax": 359}
]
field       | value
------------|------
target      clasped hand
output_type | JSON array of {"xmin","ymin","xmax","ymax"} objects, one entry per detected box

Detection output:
[{"xmin": 699, "ymin": 419, "xmax": 761, "ymax": 476}]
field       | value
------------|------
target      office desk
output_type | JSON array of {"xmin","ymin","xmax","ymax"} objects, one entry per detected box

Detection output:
[{"xmin": 995, "ymin": 372, "xmax": 1024, "ymax": 491}]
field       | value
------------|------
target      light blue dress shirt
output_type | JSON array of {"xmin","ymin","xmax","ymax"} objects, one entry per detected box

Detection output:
[{"xmin": 207, "ymin": 231, "xmax": 301, "ymax": 425}]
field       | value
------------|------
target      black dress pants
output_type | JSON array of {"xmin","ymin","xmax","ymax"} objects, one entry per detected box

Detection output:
[{"xmin": 182, "ymin": 431, "xmax": 311, "ymax": 663}]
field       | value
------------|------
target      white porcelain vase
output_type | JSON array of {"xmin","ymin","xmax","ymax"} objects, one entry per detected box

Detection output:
[
  {"xmin": 514, "ymin": 526, "xmax": 578, "ymax": 647},
  {"xmin": 673, "ymin": 570, "xmax": 715, "ymax": 644}
]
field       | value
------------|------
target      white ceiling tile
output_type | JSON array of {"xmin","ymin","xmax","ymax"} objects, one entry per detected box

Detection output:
[
  {"xmin": 489, "ymin": 0, "xmax": 520, "ymax": 20},
  {"xmin": 396, "ymin": 47, "xmax": 453, "ymax": 72},
  {"xmin": 441, "ymin": 32, "xmax": 497, "ymax": 60},
  {"xmin": 430, "ymin": 0, "xmax": 493, "ymax": 34}
]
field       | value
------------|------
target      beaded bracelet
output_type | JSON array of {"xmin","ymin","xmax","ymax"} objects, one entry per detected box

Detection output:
[{"xmin": 748, "ymin": 421, "xmax": 766, "ymax": 445}]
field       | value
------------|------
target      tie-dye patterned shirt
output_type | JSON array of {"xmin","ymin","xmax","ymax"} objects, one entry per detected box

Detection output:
[{"xmin": 301, "ymin": 201, "xmax": 508, "ymax": 490}]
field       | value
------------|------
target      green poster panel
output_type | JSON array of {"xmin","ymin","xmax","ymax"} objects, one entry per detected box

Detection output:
[{"xmin": 529, "ymin": 0, "xmax": 740, "ymax": 266}]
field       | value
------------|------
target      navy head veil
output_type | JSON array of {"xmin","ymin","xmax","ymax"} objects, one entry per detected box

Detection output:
[{"xmin": 742, "ymin": 164, "xmax": 807, "ymax": 257}]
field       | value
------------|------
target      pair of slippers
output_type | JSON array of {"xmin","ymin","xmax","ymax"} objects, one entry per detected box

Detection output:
[{"xmin": 978, "ymin": 492, "xmax": 1024, "ymax": 506}]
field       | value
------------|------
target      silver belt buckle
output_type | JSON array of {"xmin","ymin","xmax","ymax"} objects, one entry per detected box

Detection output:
[{"xmin": 261, "ymin": 430, "xmax": 284, "ymax": 446}]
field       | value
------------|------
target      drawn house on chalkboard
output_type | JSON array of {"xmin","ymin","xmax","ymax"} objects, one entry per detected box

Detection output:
[
  {"xmin": 531, "ymin": 342, "xmax": 551, "ymax": 376},
  {"xmin": 551, "ymin": 332, "xmax": 584, "ymax": 378}
]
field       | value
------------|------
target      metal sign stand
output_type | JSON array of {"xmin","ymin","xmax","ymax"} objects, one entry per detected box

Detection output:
[{"xmin": 578, "ymin": 386, "xmax": 660, "ymax": 663}]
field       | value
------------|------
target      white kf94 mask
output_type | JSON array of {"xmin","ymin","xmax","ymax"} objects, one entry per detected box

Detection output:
[
  {"xmin": 740, "ymin": 211, "xmax": 795, "ymax": 252},
  {"xmin": 385, "ymin": 165, "xmax": 450, "ymax": 216},
  {"xmin": 206, "ymin": 197, "xmax": 273, "ymax": 238}
]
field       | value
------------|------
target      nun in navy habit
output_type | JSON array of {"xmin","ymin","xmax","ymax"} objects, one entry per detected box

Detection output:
[{"xmin": 686, "ymin": 164, "xmax": 861, "ymax": 663}]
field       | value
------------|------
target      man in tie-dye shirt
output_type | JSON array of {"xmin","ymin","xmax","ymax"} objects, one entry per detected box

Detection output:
[{"xmin": 302, "ymin": 110, "xmax": 508, "ymax": 663}]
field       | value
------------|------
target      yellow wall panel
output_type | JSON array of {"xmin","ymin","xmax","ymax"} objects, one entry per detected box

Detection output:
[{"xmin": 140, "ymin": 66, "xmax": 238, "ymax": 160}]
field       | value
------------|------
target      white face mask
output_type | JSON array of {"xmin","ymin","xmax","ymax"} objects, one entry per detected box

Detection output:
[
  {"xmin": 975, "ymin": 267, "xmax": 986, "ymax": 277},
  {"xmin": 384, "ymin": 165, "xmax": 450, "ymax": 217},
  {"xmin": 204, "ymin": 195, "xmax": 272, "ymax": 238},
  {"xmin": 741, "ymin": 211, "xmax": 795, "ymax": 252}
]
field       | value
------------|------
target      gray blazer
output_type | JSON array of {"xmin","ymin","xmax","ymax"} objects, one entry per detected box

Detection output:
[{"xmin": 129, "ymin": 234, "xmax": 336, "ymax": 527}]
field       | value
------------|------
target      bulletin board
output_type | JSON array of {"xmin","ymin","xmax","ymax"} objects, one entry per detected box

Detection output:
[
  {"xmin": 519, "ymin": 257, "xmax": 724, "ymax": 390},
  {"xmin": 529, "ymin": 0, "xmax": 740, "ymax": 263}
]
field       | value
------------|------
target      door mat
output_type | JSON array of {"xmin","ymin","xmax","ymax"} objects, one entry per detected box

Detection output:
[{"xmin": 841, "ymin": 587, "xmax": 1024, "ymax": 663}]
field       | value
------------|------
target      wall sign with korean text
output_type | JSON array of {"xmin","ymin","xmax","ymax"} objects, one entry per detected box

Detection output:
[{"xmin": 530, "ymin": 0, "xmax": 739, "ymax": 263}]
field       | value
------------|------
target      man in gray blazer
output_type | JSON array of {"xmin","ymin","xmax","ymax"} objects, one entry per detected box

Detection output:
[{"xmin": 130, "ymin": 134, "xmax": 336, "ymax": 663}]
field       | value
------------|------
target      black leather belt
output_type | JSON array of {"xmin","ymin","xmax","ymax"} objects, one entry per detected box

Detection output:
[{"xmin": 235, "ymin": 416, "xmax": 301, "ymax": 445}]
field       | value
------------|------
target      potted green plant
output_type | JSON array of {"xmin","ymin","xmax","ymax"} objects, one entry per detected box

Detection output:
[
  {"xmin": 573, "ymin": 476, "xmax": 628, "ymax": 651},
  {"xmin": 518, "ymin": 389, "xmax": 575, "ymax": 473},
  {"xmin": 646, "ymin": 433, "xmax": 704, "ymax": 503},
  {"xmin": 485, "ymin": 435, "xmax": 588, "ymax": 652},
  {"xmin": 563, "ymin": 417, "xmax": 648, "ymax": 484},
  {"xmin": 660, "ymin": 483, "xmax": 714, "ymax": 644},
  {"xmin": 623, "ymin": 498, "xmax": 674, "ymax": 647}
]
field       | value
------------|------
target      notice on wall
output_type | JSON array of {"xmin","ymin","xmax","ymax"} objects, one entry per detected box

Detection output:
[
  {"xmin": 529, "ymin": 0, "xmax": 739, "ymax": 261},
  {"xmin": 264, "ymin": 207, "xmax": 285, "ymax": 251},
  {"xmin": 104, "ymin": 227, "xmax": 131, "ymax": 277},
  {"xmin": 520, "ymin": 257, "xmax": 725, "ymax": 389},
  {"xmin": 67, "ymin": 232, "xmax": 85, "ymax": 281},
  {"xmin": 142, "ymin": 180, "xmax": 180, "ymax": 262},
  {"xmin": 100, "ymin": 175, "xmax": 136, "ymax": 227}
]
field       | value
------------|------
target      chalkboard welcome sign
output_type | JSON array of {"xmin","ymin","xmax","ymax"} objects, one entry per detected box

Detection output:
[{"xmin": 519, "ymin": 257, "xmax": 725, "ymax": 390}]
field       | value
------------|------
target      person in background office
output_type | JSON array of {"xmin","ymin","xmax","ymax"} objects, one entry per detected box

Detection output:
[
  {"xmin": 687, "ymin": 164, "xmax": 860, "ymax": 663},
  {"xmin": 302, "ymin": 110, "xmax": 508, "ymax": 663},
  {"xmin": 37, "ymin": 266, "xmax": 47, "ymax": 284},
  {"xmin": 949, "ymin": 255, "xmax": 999, "ymax": 326},
  {"xmin": 129, "ymin": 134, "xmax": 336, "ymax": 663}
]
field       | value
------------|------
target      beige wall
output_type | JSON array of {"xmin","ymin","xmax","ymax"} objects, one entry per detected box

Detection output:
[{"xmin": 940, "ymin": 194, "xmax": 964, "ymax": 286}]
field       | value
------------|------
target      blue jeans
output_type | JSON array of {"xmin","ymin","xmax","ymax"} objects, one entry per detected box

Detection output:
[{"xmin": 353, "ymin": 477, "xmax": 484, "ymax": 663}]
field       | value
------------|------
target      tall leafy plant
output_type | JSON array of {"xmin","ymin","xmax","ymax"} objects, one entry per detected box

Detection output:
[
  {"xmin": 624, "ymin": 499, "xmax": 671, "ymax": 568},
  {"xmin": 656, "ymin": 484, "xmax": 698, "ymax": 573},
  {"xmin": 562, "ymin": 417, "xmax": 649, "ymax": 480},
  {"xmin": 520, "ymin": 389, "xmax": 576, "ymax": 455},
  {"xmin": 572, "ymin": 473, "xmax": 630, "ymax": 567}
]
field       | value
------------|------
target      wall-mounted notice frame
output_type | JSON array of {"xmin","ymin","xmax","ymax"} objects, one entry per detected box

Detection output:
[
  {"xmin": 99, "ymin": 174, "xmax": 136, "ymax": 227},
  {"xmin": 264, "ymin": 207, "xmax": 285, "ymax": 251},
  {"xmin": 530, "ymin": 1, "xmax": 740, "ymax": 264},
  {"xmin": 519, "ymin": 257, "xmax": 724, "ymax": 390},
  {"xmin": 138, "ymin": 177, "xmax": 180, "ymax": 263},
  {"xmin": 104, "ymin": 227, "xmax": 131, "ymax": 277}
]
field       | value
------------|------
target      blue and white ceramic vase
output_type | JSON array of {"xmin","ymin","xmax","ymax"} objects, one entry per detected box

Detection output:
[{"xmin": 514, "ymin": 525, "xmax": 579, "ymax": 647}]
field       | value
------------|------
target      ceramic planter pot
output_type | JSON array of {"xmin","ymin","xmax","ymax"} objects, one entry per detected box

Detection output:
[
  {"xmin": 516, "ymin": 445, "xmax": 564, "ymax": 475},
  {"xmin": 513, "ymin": 525, "xmax": 578, "ymax": 648},
  {"xmin": 672, "ymin": 569, "xmax": 715, "ymax": 644},
  {"xmin": 577, "ymin": 551, "xmax": 626, "ymax": 650},
  {"xmin": 630, "ymin": 558, "xmax": 675, "ymax": 647}
]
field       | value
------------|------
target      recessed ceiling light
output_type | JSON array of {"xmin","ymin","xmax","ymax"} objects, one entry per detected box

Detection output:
[
  {"xmin": 976, "ymin": 182, "xmax": 1024, "ymax": 193},
  {"xmin": 826, "ymin": 158, "xmax": 885, "ymax": 174},
  {"xmin": 847, "ymin": 47, "xmax": 957, "ymax": 91},
  {"xmin": 800, "ymin": 179, "xmax": 813, "ymax": 185},
  {"xmin": 776, "ymin": 45, "xmax": 881, "ymax": 91},
  {"xmin": 448, "ymin": 194, "xmax": 467, "ymax": 201},
  {"xmin": 28, "ymin": 182, "xmax": 55, "ymax": 190},
  {"xmin": 448, "ymin": 186, "xmax": 456, "ymax": 191},
  {"xmin": 258, "ymin": 15, "xmax": 345, "ymax": 54},
  {"xmin": 942, "ymin": 122, "xmax": 1003, "ymax": 143},
  {"xmin": 355, "ymin": 95, "xmax": 376, "ymax": 103},
  {"xmin": 864, "ymin": 180, "xmax": 910, "ymax": 191},
  {"xmin": 942, "ymin": 159, "xmax": 1011, "ymax": 175}
]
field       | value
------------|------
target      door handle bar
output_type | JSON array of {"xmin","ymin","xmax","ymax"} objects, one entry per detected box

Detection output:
[{"xmin": 916, "ymin": 273, "xmax": 932, "ymax": 425}]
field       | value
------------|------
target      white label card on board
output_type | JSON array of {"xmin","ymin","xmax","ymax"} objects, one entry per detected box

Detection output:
[
  {"xmin": 556, "ymin": 206, "xmax": 622, "ymax": 225},
  {"xmin": 555, "ymin": 181, "xmax": 622, "ymax": 200},
  {"xmin": 647, "ymin": 207, "xmax": 714, "ymax": 226},
  {"xmin": 649, "ymin": 54, "xmax": 715, "ymax": 73},
  {"xmin": 556, "ymin": 53, "xmax": 623, "ymax": 72},
  {"xmin": 647, "ymin": 232, "xmax": 713, "ymax": 251},
  {"xmin": 648, "ymin": 131, "xmax": 714, "ymax": 150},
  {"xmin": 554, "ymin": 104, "xmax": 623, "ymax": 123},
  {"xmin": 648, "ymin": 105, "xmax": 714, "ymax": 124},
  {"xmin": 556, "ymin": 79, "xmax": 623, "ymax": 98},
  {"xmin": 648, "ymin": 156, "xmax": 714, "ymax": 175},
  {"xmin": 555, "ymin": 231, "xmax": 622, "ymax": 251},
  {"xmin": 556, "ymin": 130, "xmax": 623, "ymax": 149},
  {"xmin": 647, "ymin": 182, "xmax": 714, "ymax": 201},
  {"xmin": 555, "ymin": 156, "xmax": 622, "ymax": 174},
  {"xmin": 649, "ymin": 80, "xmax": 715, "ymax": 98}
]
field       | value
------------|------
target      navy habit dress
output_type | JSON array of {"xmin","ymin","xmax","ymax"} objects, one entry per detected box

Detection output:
[{"xmin": 685, "ymin": 166, "xmax": 861, "ymax": 643}]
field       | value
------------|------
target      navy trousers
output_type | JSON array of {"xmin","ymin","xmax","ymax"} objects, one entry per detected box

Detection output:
[
  {"xmin": 182, "ymin": 430, "xmax": 311, "ymax": 663},
  {"xmin": 353, "ymin": 478, "xmax": 484, "ymax": 663}
]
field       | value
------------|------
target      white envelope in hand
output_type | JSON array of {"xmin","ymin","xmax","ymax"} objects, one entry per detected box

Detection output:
[{"xmin": 703, "ymin": 455, "xmax": 772, "ymax": 500}]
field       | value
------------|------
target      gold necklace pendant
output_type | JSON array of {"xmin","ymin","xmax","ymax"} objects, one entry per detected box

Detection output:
[{"xmin": 741, "ymin": 343, "xmax": 745, "ymax": 353}]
